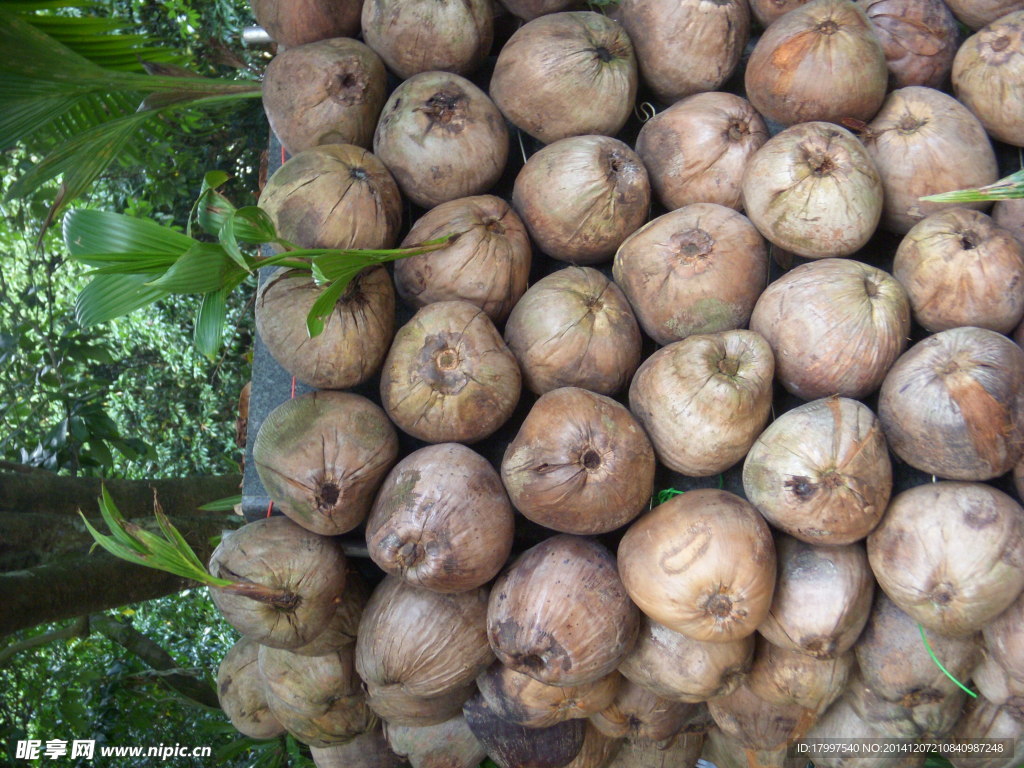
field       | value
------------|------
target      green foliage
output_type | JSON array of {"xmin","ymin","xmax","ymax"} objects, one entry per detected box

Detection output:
[{"xmin": 920, "ymin": 167, "xmax": 1024, "ymax": 203}]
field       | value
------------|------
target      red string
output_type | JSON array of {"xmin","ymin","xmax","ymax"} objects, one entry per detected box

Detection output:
[
  {"xmin": 280, "ymin": 145, "xmax": 287, "ymax": 166},
  {"xmin": 290, "ymin": 376, "xmax": 296, "ymax": 399}
]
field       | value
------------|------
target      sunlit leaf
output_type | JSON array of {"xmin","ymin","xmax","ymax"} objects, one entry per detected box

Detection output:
[
  {"xmin": 147, "ymin": 243, "xmax": 247, "ymax": 294},
  {"xmin": 64, "ymin": 209, "xmax": 194, "ymax": 257},
  {"xmin": 305, "ymin": 272, "xmax": 359, "ymax": 338}
]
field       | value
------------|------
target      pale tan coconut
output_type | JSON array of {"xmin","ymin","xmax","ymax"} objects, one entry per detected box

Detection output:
[
  {"xmin": 747, "ymin": 640, "xmax": 852, "ymax": 713},
  {"xmin": 217, "ymin": 637, "xmax": 285, "ymax": 740},
  {"xmin": 707, "ymin": 683, "xmax": 818, "ymax": 751},
  {"xmin": 590, "ymin": 679, "xmax": 697, "ymax": 743},
  {"xmin": 953, "ymin": 11, "xmax": 1024, "ymax": 146},
  {"xmin": 384, "ymin": 714, "xmax": 486, "ymax": 768},
  {"xmin": 477, "ymin": 663, "xmax": 622, "ymax": 728}
]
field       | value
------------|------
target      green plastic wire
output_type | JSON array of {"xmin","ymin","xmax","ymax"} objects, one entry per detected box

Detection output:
[
  {"xmin": 655, "ymin": 487, "xmax": 685, "ymax": 505},
  {"xmin": 918, "ymin": 624, "xmax": 977, "ymax": 698}
]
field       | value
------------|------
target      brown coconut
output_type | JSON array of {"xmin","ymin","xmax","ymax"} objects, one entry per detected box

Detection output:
[
  {"xmin": 618, "ymin": 489, "xmax": 776, "ymax": 643},
  {"xmin": 217, "ymin": 637, "xmax": 285, "ymax": 740},
  {"xmin": 262, "ymin": 38, "xmax": 386, "ymax": 154},
  {"xmin": 380, "ymin": 300, "xmax": 522, "ymax": 444},
  {"xmin": 251, "ymin": 0, "xmax": 362, "ymax": 46},
  {"xmin": 706, "ymin": 683, "xmax": 818, "ymax": 751},
  {"xmin": 252, "ymin": 391, "xmax": 399, "ymax": 536},
  {"xmin": 798, "ymin": 694, "xmax": 926, "ymax": 768},
  {"xmin": 500, "ymin": 387, "xmax": 655, "ymax": 535},
  {"xmin": 953, "ymin": 11, "xmax": 1024, "ymax": 147},
  {"xmin": 946, "ymin": 695, "xmax": 1024, "ymax": 768},
  {"xmin": 611, "ymin": 734, "xmax": 705, "ymax": 768},
  {"xmin": 512, "ymin": 135, "xmax": 650, "ymax": 265},
  {"xmin": 291, "ymin": 567, "xmax": 370, "ymax": 656},
  {"xmin": 972, "ymin": 655, "xmax": 1024, "ymax": 722},
  {"xmin": 747, "ymin": 640, "xmax": 852, "ymax": 713},
  {"xmin": 395, "ymin": 195, "xmax": 531, "ymax": 324},
  {"xmin": 983, "ymin": 591, "xmax": 1024, "ymax": 683},
  {"xmin": 635, "ymin": 93, "xmax": 768, "ymax": 212},
  {"xmin": 310, "ymin": 725, "xmax": 406, "ymax": 768},
  {"xmin": 877, "ymin": 326, "xmax": 1024, "ymax": 480},
  {"xmin": 945, "ymin": 0, "xmax": 1024, "ymax": 30},
  {"xmin": 373, "ymin": 72, "xmax": 508, "ymax": 209},
  {"xmin": 867, "ymin": 481, "xmax": 1024, "ymax": 637},
  {"xmin": 564, "ymin": 723, "xmax": 623, "ymax": 768},
  {"xmin": 612, "ymin": 204, "xmax": 768, "ymax": 345},
  {"xmin": 701, "ymin": 728, "xmax": 797, "ymax": 768},
  {"xmin": 749, "ymin": 0, "xmax": 814, "ymax": 27},
  {"xmin": 995, "ymin": 198, "xmax": 1024, "ymax": 246},
  {"xmin": 498, "ymin": 0, "xmax": 579, "ymax": 20},
  {"xmin": 477, "ymin": 662, "xmax": 622, "ymax": 728},
  {"xmin": 503, "ymin": 267, "xmax": 641, "ymax": 397},
  {"xmin": 627, "ymin": 331, "xmax": 774, "ymax": 477},
  {"xmin": 487, "ymin": 535, "xmax": 639, "ymax": 687},
  {"xmin": 384, "ymin": 714, "xmax": 486, "ymax": 768},
  {"xmin": 463, "ymin": 693, "xmax": 586, "ymax": 768},
  {"xmin": 367, "ymin": 682, "xmax": 477, "ymax": 728},
  {"xmin": 590, "ymin": 679, "xmax": 697, "ymax": 743},
  {"xmin": 366, "ymin": 443, "xmax": 515, "ymax": 593},
  {"xmin": 856, "ymin": 0, "xmax": 959, "ymax": 88},
  {"xmin": 846, "ymin": 670, "xmax": 966, "ymax": 739}
]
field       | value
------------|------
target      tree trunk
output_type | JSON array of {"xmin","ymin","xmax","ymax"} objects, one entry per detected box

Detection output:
[{"xmin": 0, "ymin": 469, "xmax": 241, "ymax": 638}]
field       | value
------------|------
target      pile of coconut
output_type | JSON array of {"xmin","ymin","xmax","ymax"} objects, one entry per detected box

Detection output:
[{"xmin": 213, "ymin": 0, "xmax": 1024, "ymax": 766}]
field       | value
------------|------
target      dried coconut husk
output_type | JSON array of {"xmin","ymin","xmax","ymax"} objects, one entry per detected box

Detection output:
[
  {"xmin": 477, "ymin": 663, "xmax": 621, "ymax": 728},
  {"xmin": 500, "ymin": 387, "xmax": 655, "ymax": 535},
  {"xmin": 798, "ymin": 694, "xmax": 925, "ymax": 768},
  {"xmin": 944, "ymin": 0, "xmax": 1024, "ymax": 29},
  {"xmin": 487, "ymin": 535, "xmax": 639, "ymax": 686},
  {"xmin": 745, "ymin": 0, "xmax": 887, "ymax": 126},
  {"xmin": 616, "ymin": 0, "xmax": 750, "ymax": 104},
  {"xmin": 953, "ymin": 11, "xmax": 1024, "ymax": 147},
  {"xmin": 512, "ymin": 135, "xmax": 649, "ymax": 265},
  {"xmin": 262, "ymin": 38, "xmax": 386, "ymax": 154},
  {"xmin": 250, "ymin": 0, "xmax": 362, "ymax": 47},
  {"xmin": 877, "ymin": 327, "xmax": 1024, "ymax": 480},
  {"xmin": 311, "ymin": 725, "xmax": 406, "ymax": 768},
  {"xmin": 355, "ymin": 576, "xmax": 493, "ymax": 703},
  {"xmin": 855, "ymin": 592, "xmax": 981, "ymax": 707},
  {"xmin": 612, "ymin": 205, "xmax": 768, "ymax": 346},
  {"xmin": 618, "ymin": 616, "xmax": 753, "ymax": 704},
  {"xmin": 972, "ymin": 654, "xmax": 1024, "ymax": 722},
  {"xmin": 395, "ymin": 195, "xmax": 531, "ymax": 324},
  {"xmin": 361, "ymin": 0, "xmax": 493, "ymax": 79},
  {"xmin": 366, "ymin": 682, "xmax": 476, "ymax": 727},
  {"xmin": 635, "ymin": 93, "xmax": 768, "ymax": 212},
  {"xmin": 255, "ymin": 266, "xmax": 394, "ymax": 390},
  {"xmin": 268, "ymin": 693, "xmax": 377, "ymax": 748},
  {"xmin": 946, "ymin": 695, "xmax": 1024, "ymax": 768},
  {"xmin": 758, "ymin": 536, "xmax": 874, "ymax": 660},
  {"xmin": 894, "ymin": 208, "xmax": 1024, "ymax": 333},
  {"xmin": 748, "ymin": 0, "xmax": 813, "ymax": 28},
  {"xmin": 994, "ymin": 198, "xmax": 1024, "ymax": 245},
  {"xmin": 983, "ymin": 591, "xmax": 1024, "ymax": 683},
  {"xmin": 503, "ymin": 267, "xmax": 641, "ymax": 397},
  {"xmin": 611, "ymin": 734, "xmax": 703, "ymax": 768},
  {"xmin": 742, "ymin": 397, "xmax": 892, "ymax": 546},
  {"xmin": 846, "ymin": 670, "xmax": 966, "ymax": 739},
  {"xmin": 590, "ymin": 679, "xmax": 697, "ymax": 743},
  {"xmin": 617, "ymin": 489, "xmax": 776, "ymax": 644},
  {"xmin": 856, "ymin": 0, "xmax": 959, "ymax": 88},
  {"xmin": 701, "ymin": 727, "xmax": 801, "ymax": 768},
  {"xmin": 380, "ymin": 300, "xmax": 521, "ymax": 444},
  {"xmin": 565, "ymin": 723, "xmax": 623, "ymax": 768},
  {"xmin": 291, "ymin": 568, "xmax": 370, "ymax": 656},
  {"xmin": 252, "ymin": 391, "xmax": 399, "ymax": 536},
  {"xmin": 747, "ymin": 640, "xmax": 852, "ymax": 713},
  {"xmin": 489, "ymin": 12, "xmax": 637, "ymax": 143},
  {"xmin": 707, "ymin": 683, "xmax": 817, "ymax": 751},
  {"xmin": 627, "ymin": 331, "xmax": 774, "ymax": 477},
  {"xmin": 217, "ymin": 637, "xmax": 285, "ymax": 740},
  {"xmin": 862, "ymin": 87, "xmax": 997, "ymax": 235},
  {"xmin": 366, "ymin": 443, "xmax": 514, "ymax": 593},
  {"xmin": 750, "ymin": 259, "xmax": 910, "ymax": 400},
  {"xmin": 208, "ymin": 517, "xmax": 347, "ymax": 649},
  {"xmin": 867, "ymin": 482, "xmax": 1024, "ymax": 637},
  {"xmin": 463, "ymin": 693, "xmax": 586, "ymax": 768},
  {"xmin": 258, "ymin": 144, "xmax": 401, "ymax": 250},
  {"xmin": 385, "ymin": 713, "xmax": 486, "ymax": 768}
]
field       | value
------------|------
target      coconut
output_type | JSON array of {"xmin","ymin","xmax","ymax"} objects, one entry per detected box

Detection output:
[
  {"xmin": 627, "ymin": 331, "xmax": 774, "ymax": 477},
  {"xmin": 252, "ymin": 391, "xmax": 399, "ymax": 536},
  {"xmin": 635, "ymin": 93, "xmax": 768, "ymax": 212},
  {"xmin": 291, "ymin": 567, "xmax": 370, "ymax": 656},
  {"xmin": 565, "ymin": 723, "xmax": 623, "ymax": 768},
  {"xmin": 255, "ymin": 266, "xmax": 395, "ymax": 390},
  {"xmin": 590, "ymin": 680, "xmax": 696, "ymax": 743},
  {"xmin": 995, "ymin": 198, "xmax": 1024, "ymax": 245},
  {"xmin": 498, "ymin": 0, "xmax": 578, "ymax": 20},
  {"xmin": 877, "ymin": 327, "xmax": 1024, "ymax": 480},
  {"xmin": 487, "ymin": 535, "xmax": 639, "ymax": 686},
  {"xmin": 747, "ymin": 640, "xmax": 852, "ymax": 713},
  {"xmin": 395, "ymin": 195, "xmax": 531, "ymax": 324},
  {"xmin": 750, "ymin": 259, "xmax": 911, "ymax": 400},
  {"xmin": 610, "ymin": 734, "xmax": 705, "ymax": 768},
  {"xmin": 385, "ymin": 714, "xmax": 486, "ymax": 768},
  {"xmin": 463, "ymin": 693, "xmax": 586, "ymax": 768},
  {"xmin": 373, "ymin": 72, "xmax": 508, "ymax": 209},
  {"xmin": 758, "ymin": 536, "xmax": 874, "ymax": 659},
  {"xmin": 701, "ymin": 728, "xmax": 796, "ymax": 768},
  {"xmin": 748, "ymin": 0, "xmax": 814, "ymax": 27},
  {"xmin": 217, "ymin": 637, "xmax": 285, "ymax": 740},
  {"xmin": 618, "ymin": 489, "xmax": 776, "ymax": 643},
  {"xmin": 862, "ymin": 87, "xmax": 999, "ymax": 234},
  {"xmin": 258, "ymin": 144, "xmax": 402, "ymax": 250},
  {"xmin": 798, "ymin": 694, "xmax": 926, "ymax": 768},
  {"xmin": 490, "ymin": 12, "xmax": 637, "ymax": 143},
  {"xmin": 500, "ymin": 387, "xmax": 655, "ymax": 535},
  {"xmin": 846, "ymin": 670, "xmax": 966, "ymax": 739},
  {"xmin": 612, "ymin": 205, "xmax": 768, "ymax": 345},
  {"xmin": 706, "ymin": 683, "xmax": 817, "ymax": 751},
  {"xmin": 311, "ymin": 725, "xmax": 406, "ymax": 768},
  {"xmin": 512, "ymin": 135, "xmax": 650, "ymax": 265},
  {"xmin": 503, "ymin": 267, "xmax": 642, "ymax": 396},
  {"xmin": 983, "ymin": 591, "xmax": 1024, "ymax": 683},
  {"xmin": 856, "ymin": 0, "xmax": 959, "ymax": 88},
  {"xmin": 361, "ymin": 0, "xmax": 493, "ymax": 79},
  {"xmin": 741, "ymin": 123, "xmax": 883, "ymax": 258},
  {"xmin": 250, "ymin": 0, "xmax": 362, "ymax": 46},
  {"xmin": 367, "ymin": 682, "xmax": 477, "ymax": 728},
  {"xmin": 972, "ymin": 655, "xmax": 1024, "ymax": 722},
  {"xmin": 953, "ymin": 11, "xmax": 1024, "ymax": 146},
  {"xmin": 618, "ymin": 616, "xmax": 754, "ymax": 703},
  {"xmin": 366, "ymin": 443, "xmax": 515, "ymax": 593},
  {"xmin": 743, "ymin": 397, "xmax": 892, "ymax": 546},
  {"xmin": 616, "ymin": 0, "xmax": 750, "ymax": 104},
  {"xmin": 893, "ymin": 208, "xmax": 1024, "ymax": 333},
  {"xmin": 262, "ymin": 38, "xmax": 386, "ymax": 154},
  {"xmin": 745, "ymin": 0, "xmax": 887, "ymax": 126},
  {"xmin": 945, "ymin": 0, "xmax": 1024, "ymax": 30},
  {"xmin": 208, "ymin": 516, "xmax": 347, "ymax": 649},
  {"xmin": 867, "ymin": 481, "xmax": 1024, "ymax": 637},
  {"xmin": 355, "ymin": 576, "xmax": 492, "ymax": 710},
  {"xmin": 946, "ymin": 696, "xmax": 1024, "ymax": 768},
  {"xmin": 477, "ymin": 662, "xmax": 622, "ymax": 728},
  {"xmin": 380, "ymin": 300, "xmax": 522, "ymax": 444}
]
